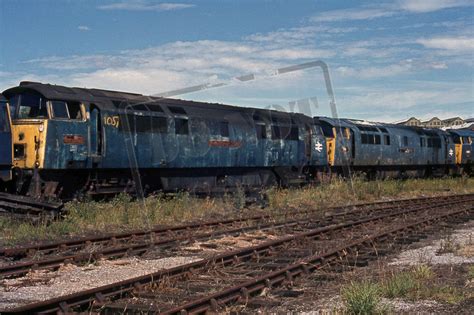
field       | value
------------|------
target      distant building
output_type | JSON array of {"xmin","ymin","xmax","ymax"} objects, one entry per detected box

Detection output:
[
  {"xmin": 402, "ymin": 117, "xmax": 422, "ymax": 127},
  {"xmin": 396, "ymin": 116, "xmax": 473, "ymax": 129},
  {"xmin": 422, "ymin": 117, "xmax": 443, "ymax": 128},
  {"xmin": 443, "ymin": 117, "xmax": 466, "ymax": 127}
]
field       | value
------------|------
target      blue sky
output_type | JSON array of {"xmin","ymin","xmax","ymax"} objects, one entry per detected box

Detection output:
[{"xmin": 0, "ymin": 0, "xmax": 472, "ymax": 122}]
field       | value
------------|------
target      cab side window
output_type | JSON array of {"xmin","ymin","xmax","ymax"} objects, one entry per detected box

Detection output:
[
  {"xmin": 50, "ymin": 101, "xmax": 83, "ymax": 120},
  {"xmin": 68, "ymin": 102, "xmax": 83, "ymax": 119},
  {"xmin": 51, "ymin": 101, "xmax": 69, "ymax": 118},
  {"xmin": 175, "ymin": 118, "xmax": 189, "ymax": 135}
]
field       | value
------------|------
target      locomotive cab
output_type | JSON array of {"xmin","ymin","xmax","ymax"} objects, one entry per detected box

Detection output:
[
  {"xmin": 6, "ymin": 91, "xmax": 49, "ymax": 171},
  {"xmin": 3, "ymin": 83, "xmax": 89, "ymax": 196},
  {"xmin": 317, "ymin": 117, "xmax": 353, "ymax": 169},
  {"xmin": 449, "ymin": 130, "xmax": 473, "ymax": 172}
]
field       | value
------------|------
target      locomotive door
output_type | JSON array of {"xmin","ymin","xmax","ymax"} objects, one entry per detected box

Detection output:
[
  {"xmin": 0, "ymin": 100, "xmax": 12, "ymax": 181},
  {"xmin": 89, "ymin": 105, "xmax": 103, "ymax": 162},
  {"xmin": 304, "ymin": 125, "xmax": 312, "ymax": 161},
  {"xmin": 351, "ymin": 129, "xmax": 355, "ymax": 160},
  {"xmin": 337, "ymin": 127, "xmax": 352, "ymax": 165},
  {"xmin": 432, "ymin": 135, "xmax": 440, "ymax": 164}
]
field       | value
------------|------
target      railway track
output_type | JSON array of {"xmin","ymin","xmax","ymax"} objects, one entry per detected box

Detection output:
[
  {"xmin": 2, "ymin": 193, "xmax": 473, "ymax": 314},
  {"xmin": 0, "ymin": 193, "xmax": 63, "ymax": 222},
  {"xmin": 1, "ymin": 194, "xmax": 471, "ymax": 279}
]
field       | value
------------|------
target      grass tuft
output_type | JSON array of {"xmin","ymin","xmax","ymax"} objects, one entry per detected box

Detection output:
[
  {"xmin": 379, "ymin": 265, "xmax": 468, "ymax": 305},
  {"xmin": 342, "ymin": 280, "xmax": 382, "ymax": 315},
  {"xmin": 382, "ymin": 271, "xmax": 418, "ymax": 298},
  {"xmin": 437, "ymin": 235, "xmax": 461, "ymax": 255},
  {"xmin": 468, "ymin": 265, "xmax": 474, "ymax": 280}
]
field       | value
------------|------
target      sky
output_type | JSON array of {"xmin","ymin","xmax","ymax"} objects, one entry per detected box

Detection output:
[{"xmin": 0, "ymin": 0, "xmax": 472, "ymax": 122}]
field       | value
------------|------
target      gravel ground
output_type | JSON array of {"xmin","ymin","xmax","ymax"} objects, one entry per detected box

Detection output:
[
  {"xmin": 301, "ymin": 295, "xmax": 444, "ymax": 314},
  {"xmin": 264, "ymin": 221, "xmax": 474, "ymax": 314},
  {"xmin": 0, "ymin": 231, "xmax": 278, "ymax": 310},
  {"xmin": 381, "ymin": 298, "xmax": 443, "ymax": 313},
  {"xmin": 1, "ymin": 218, "xmax": 472, "ymax": 312},
  {"xmin": 390, "ymin": 221, "xmax": 474, "ymax": 266},
  {"xmin": 0, "ymin": 256, "xmax": 199, "ymax": 310}
]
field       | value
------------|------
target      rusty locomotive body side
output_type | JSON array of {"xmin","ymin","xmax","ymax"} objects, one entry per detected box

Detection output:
[
  {"xmin": 0, "ymin": 81, "xmax": 472, "ymax": 200},
  {"xmin": 1, "ymin": 82, "xmax": 328, "ymax": 199},
  {"xmin": 317, "ymin": 117, "xmax": 471, "ymax": 178}
]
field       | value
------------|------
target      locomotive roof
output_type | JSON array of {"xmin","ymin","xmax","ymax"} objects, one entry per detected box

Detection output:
[
  {"xmin": 318, "ymin": 116, "xmax": 402, "ymax": 129},
  {"xmin": 317, "ymin": 116, "xmax": 450, "ymax": 136},
  {"xmin": 448, "ymin": 129, "xmax": 474, "ymax": 137},
  {"xmin": 2, "ymin": 81, "xmax": 311, "ymax": 122}
]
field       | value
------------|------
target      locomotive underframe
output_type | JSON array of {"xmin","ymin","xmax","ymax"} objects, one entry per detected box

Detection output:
[
  {"xmin": 10, "ymin": 162, "xmax": 471, "ymax": 201},
  {"xmin": 12, "ymin": 165, "xmax": 326, "ymax": 200}
]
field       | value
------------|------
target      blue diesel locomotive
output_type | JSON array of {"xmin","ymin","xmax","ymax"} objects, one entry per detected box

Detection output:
[
  {"xmin": 318, "ymin": 117, "xmax": 470, "ymax": 178},
  {"xmin": 1, "ymin": 81, "xmax": 328, "ymax": 198},
  {"xmin": 0, "ymin": 81, "xmax": 472, "ymax": 200}
]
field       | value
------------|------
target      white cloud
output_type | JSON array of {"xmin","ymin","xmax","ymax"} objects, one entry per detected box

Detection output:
[
  {"xmin": 336, "ymin": 58, "xmax": 451, "ymax": 79},
  {"xmin": 417, "ymin": 36, "xmax": 474, "ymax": 51},
  {"xmin": 338, "ymin": 86, "xmax": 472, "ymax": 113},
  {"xmin": 69, "ymin": 68, "xmax": 195, "ymax": 94},
  {"xmin": 261, "ymin": 48, "xmax": 334, "ymax": 60},
  {"xmin": 338, "ymin": 64, "xmax": 411, "ymax": 78},
  {"xmin": 311, "ymin": 8, "xmax": 395, "ymax": 22},
  {"xmin": 13, "ymin": 38, "xmax": 317, "ymax": 94},
  {"xmin": 398, "ymin": 0, "xmax": 472, "ymax": 13},
  {"xmin": 24, "ymin": 55, "xmax": 126, "ymax": 71},
  {"xmin": 311, "ymin": 1, "xmax": 473, "ymax": 23},
  {"xmin": 77, "ymin": 25, "xmax": 91, "ymax": 31},
  {"xmin": 7, "ymin": 21, "xmax": 462, "ymax": 97},
  {"xmin": 245, "ymin": 25, "xmax": 357, "ymax": 44},
  {"xmin": 428, "ymin": 61, "xmax": 448, "ymax": 69},
  {"xmin": 98, "ymin": 1, "xmax": 195, "ymax": 12},
  {"xmin": 2, "ymin": 11, "xmax": 471, "ymax": 118},
  {"xmin": 21, "ymin": 39, "xmax": 331, "ymax": 76}
]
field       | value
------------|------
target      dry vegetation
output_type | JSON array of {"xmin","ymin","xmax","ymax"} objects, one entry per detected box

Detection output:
[
  {"xmin": 0, "ymin": 176, "xmax": 473, "ymax": 245},
  {"xmin": 342, "ymin": 264, "xmax": 473, "ymax": 314}
]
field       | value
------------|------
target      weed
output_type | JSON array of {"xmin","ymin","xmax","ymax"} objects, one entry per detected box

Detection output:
[
  {"xmin": 437, "ymin": 235, "xmax": 461, "ymax": 255},
  {"xmin": 430, "ymin": 286, "xmax": 465, "ymax": 304},
  {"xmin": 378, "ymin": 266, "xmax": 468, "ymax": 305},
  {"xmin": 382, "ymin": 271, "xmax": 417, "ymax": 298},
  {"xmin": 342, "ymin": 280, "xmax": 382, "ymax": 315},
  {"xmin": 468, "ymin": 265, "xmax": 474, "ymax": 280},
  {"xmin": 412, "ymin": 264, "xmax": 434, "ymax": 280},
  {"xmin": 232, "ymin": 185, "xmax": 247, "ymax": 210}
]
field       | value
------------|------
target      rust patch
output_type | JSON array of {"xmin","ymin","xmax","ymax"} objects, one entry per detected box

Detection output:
[
  {"xmin": 208, "ymin": 140, "xmax": 242, "ymax": 148},
  {"xmin": 63, "ymin": 135, "xmax": 85, "ymax": 145}
]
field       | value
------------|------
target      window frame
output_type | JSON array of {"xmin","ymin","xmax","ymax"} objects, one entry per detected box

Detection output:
[
  {"xmin": 256, "ymin": 124, "xmax": 267, "ymax": 139},
  {"xmin": 462, "ymin": 136, "xmax": 471, "ymax": 144},
  {"xmin": 12, "ymin": 93, "xmax": 49, "ymax": 119},
  {"xmin": 219, "ymin": 121, "xmax": 229, "ymax": 138},
  {"xmin": 403, "ymin": 136, "xmax": 409, "ymax": 146},
  {"xmin": 175, "ymin": 117, "xmax": 189, "ymax": 135},
  {"xmin": 420, "ymin": 137, "xmax": 425, "ymax": 147},
  {"xmin": 271, "ymin": 125, "xmax": 281, "ymax": 139},
  {"xmin": 0, "ymin": 102, "xmax": 10, "ymax": 133},
  {"xmin": 374, "ymin": 134, "xmax": 381, "ymax": 145},
  {"xmin": 49, "ymin": 100, "xmax": 85, "ymax": 121},
  {"xmin": 367, "ymin": 134, "xmax": 375, "ymax": 145},
  {"xmin": 361, "ymin": 133, "xmax": 368, "ymax": 144},
  {"xmin": 289, "ymin": 126, "xmax": 299, "ymax": 141}
]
